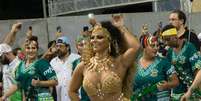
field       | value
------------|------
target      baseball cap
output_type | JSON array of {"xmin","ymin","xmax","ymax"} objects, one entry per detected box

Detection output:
[
  {"xmin": 56, "ymin": 36, "xmax": 70, "ymax": 45},
  {"xmin": 161, "ymin": 28, "xmax": 177, "ymax": 37},
  {"xmin": 0, "ymin": 43, "xmax": 12, "ymax": 56}
]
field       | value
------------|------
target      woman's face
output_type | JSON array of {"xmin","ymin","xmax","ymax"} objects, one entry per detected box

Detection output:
[
  {"xmin": 144, "ymin": 41, "xmax": 159, "ymax": 58},
  {"xmin": 91, "ymin": 30, "xmax": 110, "ymax": 53},
  {"xmin": 76, "ymin": 40, "xmax": 85, "ymax": 55},
  {"xmin": 25, "ymin": 41, "xmax": 38, "ymax": 60}
]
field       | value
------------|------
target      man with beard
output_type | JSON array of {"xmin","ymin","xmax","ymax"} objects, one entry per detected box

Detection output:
[
  {"xmin": 50, "ymin": 36, "xmax": 80, "ymax": 101},
  {"xmin": 0, "ymin": 22, "xmax": 22, "ymax": 101},
  {"xmin": 161, "ymin": 24, "xmax": 199, "ymax": 100},
  {"xmin": 0, "ymin": 44, "xmax": 22, "ymax": 101},
  {"xmin": 169, "ymin": 10, "xmax": 200, "ymax": 51}
]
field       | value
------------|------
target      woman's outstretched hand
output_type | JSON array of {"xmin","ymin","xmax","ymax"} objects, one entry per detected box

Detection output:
[{"xmin": 111, "ymin": 14, "xmax": 124, "ymax": 28}]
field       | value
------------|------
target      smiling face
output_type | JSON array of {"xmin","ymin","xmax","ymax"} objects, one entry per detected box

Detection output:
[
  {"xmin": 90, "ymin": 28, "xmax": 110, "ymax": 53},
  {"xmin": 76, "ymin": 40, "xmax": 85, "ymax": 55},
  {"xmin": 25, "ymin": 40, "xmax": 38, "ymax": 60}
]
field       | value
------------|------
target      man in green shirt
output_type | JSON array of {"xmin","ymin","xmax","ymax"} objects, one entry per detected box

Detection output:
[{"xmin": 162, "ymin": 24, "xmax": 198, "ymax": 100}]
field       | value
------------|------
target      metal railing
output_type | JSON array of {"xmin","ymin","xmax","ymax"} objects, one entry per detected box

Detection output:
[
  {"xmin": 48, "ymin": 0, "xmax": 185, "ymax": 17},
  {"xmin": 48, "ymin": 0, "xmax": 154, "ymax": 16}
]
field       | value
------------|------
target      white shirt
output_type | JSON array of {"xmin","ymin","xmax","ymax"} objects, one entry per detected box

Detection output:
[
  {"xmin": 3, "ymin": 57, "xmax": 20, "ymax": 94},
  {"xmin": 50, "ymin": 53, "xmax": 80, "ymax": 85},
  {"xmin": 50, "ymin": 53, "xmax": 80, "ymax": 101}
]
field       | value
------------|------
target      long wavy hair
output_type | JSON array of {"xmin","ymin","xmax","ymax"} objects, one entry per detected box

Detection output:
[{"xmin": 102, "ymin": 21, "xmax": 135, "ymax": 98}]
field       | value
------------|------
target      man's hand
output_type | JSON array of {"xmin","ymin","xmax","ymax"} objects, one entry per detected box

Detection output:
[
  {"xmin": 26, "ymin": 26, "xmax": 32, "ymax": 38},
  {"xmin": 180, "ymin": 89, "xmax": 192, "ymax": 101},
  {"xmin": 31, "ymin": 79, "xmax": 40, "ymax": 87},
  {"xmin": 0, "ymin": 95, "xmax": 6, "ymax": 101},
  {"xmin": 10, "ymin": 22, "xmax": 22, "ymax": 34},
  {"xmin": 42, "ymin": 43, "xmax": 57, "ymax": 61}
]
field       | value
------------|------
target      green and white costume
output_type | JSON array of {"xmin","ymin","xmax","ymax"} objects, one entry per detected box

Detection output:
[
  {"xmin": 166, "ymin": 41, "xmax": 198, "ymax": 100},
  {"xmin": 15, "ymin": 59, "xmax": 57, "ymax": 101},
  {"xmin": 132, "ymin": 57, "xmax": 176, "ymax": 101}
]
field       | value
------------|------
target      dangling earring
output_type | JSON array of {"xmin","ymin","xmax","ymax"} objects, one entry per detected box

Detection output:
[
  {"xmin": 114, "ymin": 40, "xmax": 119, "ymax": 54},
  {"xmin": 109, "ymin": 43, "xmax": 111, "ymax": 53}
]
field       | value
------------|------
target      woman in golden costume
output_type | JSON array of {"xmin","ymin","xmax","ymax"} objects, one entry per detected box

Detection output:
[{"xmin": 68, "ymin": 15, "xmax": 140, "ymax": 101}]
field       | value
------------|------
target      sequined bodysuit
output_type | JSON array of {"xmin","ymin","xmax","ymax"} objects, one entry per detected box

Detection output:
[{"xmin": 82, "ymin": 57, "xmax": 130, "ymax": 101}]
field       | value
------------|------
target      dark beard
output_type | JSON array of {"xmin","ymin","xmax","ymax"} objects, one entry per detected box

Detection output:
[
  {"xmin": 169, "ymin": 44, "xmax": 178, "ymax": 48},
  {"xmin": 168, "ymin": 41, "xmax": 178, "ymax": 48},
  {"xmin": 0, "ymin": 56, "xmax": 10, "ymax": 65},
  {"xmin": 57, "ymin": 51, "xmax": 65, "ymax": 58},
  {"xmin": 57, "ymin": 51, "xmax": 68, "ymax": 59}
]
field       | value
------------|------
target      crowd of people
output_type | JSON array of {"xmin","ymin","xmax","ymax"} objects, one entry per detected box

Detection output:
[{"xmin": 0, "ymin": 9, "xmax": 201, "ymax": 101}]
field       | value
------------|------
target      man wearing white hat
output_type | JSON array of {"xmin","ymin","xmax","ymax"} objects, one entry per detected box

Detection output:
[
  {"xmin": 0, "ymin": 22, "xmax": 23, "ymax": 101},
  {"xmin": 0, "ymin": 43, "xmax": 22, "ymax": 101}
]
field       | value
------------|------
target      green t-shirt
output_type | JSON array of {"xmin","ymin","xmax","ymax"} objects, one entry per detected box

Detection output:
[
  {"xmin": 166, "ymin": 41, "xmax": 197, "ymax": 94},
  {"xmin": 15, "ymin": 59, "xmax": 57, "ymax": 99}
]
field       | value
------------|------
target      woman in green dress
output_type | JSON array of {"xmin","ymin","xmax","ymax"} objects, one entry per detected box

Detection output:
[
  {"xmin": 132, "ymin": 35, "xmax": 179, "ymax": 101},
  {"xmin": 1, "ymin": 36, "xmax": 58, "ymax": 101}
]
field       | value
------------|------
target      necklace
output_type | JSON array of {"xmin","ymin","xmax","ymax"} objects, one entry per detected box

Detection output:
[{"xmin": 87, "ymin": 55, "xmax": 115, "ymax": 73}]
